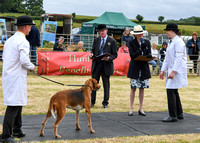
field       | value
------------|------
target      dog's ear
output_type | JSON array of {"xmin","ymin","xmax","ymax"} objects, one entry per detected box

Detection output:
[{"xmin": 91, "ymin": 78, "xmax": 97, "ymax": 87}]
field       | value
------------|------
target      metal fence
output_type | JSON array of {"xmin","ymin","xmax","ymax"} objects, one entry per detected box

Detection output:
[{"xmin": 0, "ymin": 31, "xmax": 199, "ymax": 75}]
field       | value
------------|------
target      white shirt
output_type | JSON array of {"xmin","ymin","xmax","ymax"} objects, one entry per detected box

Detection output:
[
  {"xmin": 2, "ymin": 31, "xmax": 35, "ymax": 106},
  {"xmin": 151, "ymin": 48, "xmax": 159, "ymax": 58},
  {"xmin": 161, "ymin": 35, "xmax": 188, "ymax": 89}
]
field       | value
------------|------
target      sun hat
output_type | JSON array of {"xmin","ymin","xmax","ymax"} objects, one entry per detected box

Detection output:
[
  {"xmin": 164, "ymin": 23, "xmax": 179, "ymax": 31},
  {"xmin": 97, "ymin": 24, "xmax": 107, "ymax": 31},
  {"xmin": 130, "ymin": 25, "xmax": 144, "ymax": 35},
  {"xmin": 15, "ymin": 15, "xmax": 35, "ymax": 26}
]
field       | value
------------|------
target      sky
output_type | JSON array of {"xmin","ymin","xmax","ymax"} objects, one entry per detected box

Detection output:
[{"xmin": 43, "ymin": 0, "xmax": 200, "ymax": 21}]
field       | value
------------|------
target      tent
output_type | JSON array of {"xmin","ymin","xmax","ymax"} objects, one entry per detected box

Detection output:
[{"xmin": 81, "ymin": 11, "xmax": 145, "ymax": 35}]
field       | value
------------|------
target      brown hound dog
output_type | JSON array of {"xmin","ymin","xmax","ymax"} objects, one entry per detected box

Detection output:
[{"xmin": 39, "ymin": 78, "xmax": 101, "ymax": 139}]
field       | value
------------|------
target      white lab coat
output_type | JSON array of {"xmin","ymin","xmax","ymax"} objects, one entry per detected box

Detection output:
[
  {"xmin": 2, "ymin": 32, "xmax": 35, "ymax": 106},
  {"xmin": 161, "ymin": 35, "xmax": 188, "ymax": 89}
]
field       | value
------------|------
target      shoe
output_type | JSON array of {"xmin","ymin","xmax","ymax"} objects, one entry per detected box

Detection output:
[
  {"xmin": 138, "ymin": 110, "xmax": 146, "ymax": 116},
  {"xmin": 128, "ymin": 112, "xmax": 133, "ymax": 116},
  {"xmin": 103, "ymin": 105, "xmax": 108, "ymax": 108},
  {"xmin": 162, "ymin": 116, "xmax": 177, "ymax": 122},
  {"xmin": 91, "ymin": 104, "xmax": 94, "ymax": 108},
  {"xmin": 177, "ymin": 114, "xmax": 184, "ymax": 120},
  {"xmin": 0, "ymin": 137, "xmax": 16, "ymax": 143},
  {"xmin": 13, "ymin": 131, "xmax": 26, "ymax": 138}
]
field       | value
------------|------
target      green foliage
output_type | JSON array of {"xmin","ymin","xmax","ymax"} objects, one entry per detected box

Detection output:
[
  {"xmin": 23, "ymin": 0, "xmax": 45, "ymax": 16},
  {"xmin": 158, "ymin": 16, "xmax": 164, "ymax": 22},
  {"xmin": 72, "ymin": 12, "xmax": 76, "ymax": 18},
  {"xmin": 136, "ymin": 14, "xmax": 144, "ymax": 23},
  {"xmin": 0, "ymin": 0, "xmax": 25, "ymax": 13}
]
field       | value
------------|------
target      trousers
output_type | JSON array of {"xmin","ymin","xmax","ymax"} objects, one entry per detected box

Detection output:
[
  {"xmin": 166, "ymin": 89, "xmax": 183, "ymax": 117},
  {"xmin": 2, "ymin": 106, "xmax": 23, "ymax": 138}
]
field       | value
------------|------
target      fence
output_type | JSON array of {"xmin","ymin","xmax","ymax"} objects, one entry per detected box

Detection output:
[{"xmin": 0, "ymin": 31, "xmax": 199, "ymax": 75}]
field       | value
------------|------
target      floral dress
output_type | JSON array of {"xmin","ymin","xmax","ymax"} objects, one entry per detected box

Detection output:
[{"xmin": 130, "ymin": 70, "xmax": 149, "ymax": 89}]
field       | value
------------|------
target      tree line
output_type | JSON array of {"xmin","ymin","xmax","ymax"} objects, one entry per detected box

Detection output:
[
  {"xmin": 136, "ymin": 14, "xmax": 200, "ymax": 25},
  {"xmin": 0, "ymin": 0, "xmax": 45, "ymax": 16}
]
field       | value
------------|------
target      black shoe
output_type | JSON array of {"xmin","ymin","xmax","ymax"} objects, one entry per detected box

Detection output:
[
  {"xmin": 128, "ymin": 112, "xmax": 133, "ymax": 116},
  {"xmin": 0, "ymin": 137, "xmax": 16, "ymax": 143},
  {"xmin": 13, "ymin": 131, "xmax": 26, "ymax": 138},
  {"xmin": 91, "ymin": 104, "xmax": 94, "ymax": 108},
  {"xmin": 103, "ymin": 105, "xmax": 108, "ymax": 108},
  {"xmin": 138, "ymin": 110, "xmax": 146, "ymax": 116},
  {"xmin": 177, "ymin": 114, "xmax": 184, "ymax": 120},
  {"xmin": 162, "ymin": 116, "xmax": 177, "ymax": 122}
]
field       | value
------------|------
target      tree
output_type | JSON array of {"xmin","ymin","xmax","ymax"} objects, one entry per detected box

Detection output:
[
  {"xmin": 23, "ymin": 0, "xmax": 45, "ymax": 16},
  {"xmin": 136, "ymin": 14, "xmax": 143, "ymax": 23},
  {"xmin": 72, "ymin": 12, "xmax": 76, "ymax": 18},
  {"xmin": 158, "ymin": 16, "xmax": 164, "ymax": 22},
  {"xmin": 0, "ymin": 0, "xmax": 25, "ymax": 13}
]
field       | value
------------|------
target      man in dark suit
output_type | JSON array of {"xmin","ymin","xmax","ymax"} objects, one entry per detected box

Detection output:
[{"xmin": 89, "ymin": 24, "xmax": 118, "ymax": 108}]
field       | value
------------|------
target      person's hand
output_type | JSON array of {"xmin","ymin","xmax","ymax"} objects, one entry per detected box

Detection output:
[
  {"xmin": 146, "ymin": 54, "xmax": 152, "ymax": 58},
  {"xmin": 168, "ymin": 71, "xmax": 176, "ymax": 79},
  {"xmin": 103, "ymin": 56, "xmax": 109, "ymax": 61},
  {"xmin": 159, "ymin": 71, "xmax": 164, "ymax": 80},
  {"xmin": 192, "ymin": 44, "xmax": 195, "ymax": 47},
  {"xmin": 30, "ymin": 66, "xmax": 36, "ymax": 72},
  {"xmin": 89, "ymin": 53, "xmax": 94, "ymax": 59}
]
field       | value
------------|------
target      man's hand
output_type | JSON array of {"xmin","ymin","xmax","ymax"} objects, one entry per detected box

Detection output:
[
  {"xmin": 168, "ymin": 71, "xmax": 176, "ymax": 79},
  {"xmin": 159, "ymin": 71, "xmax": 164, "ymax": 80},
  {"xmin": 89, "ymin": 53, "xmax": 94, "ymax": 59},
  {"xmin": 103, "ymin": 56, "xmax": 109, "ymax": 61}
]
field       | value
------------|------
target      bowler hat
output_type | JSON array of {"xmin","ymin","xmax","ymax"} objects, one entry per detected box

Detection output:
[
  {"xmin": 97, "ymin": 24, "xmax": 107, "ymax": 31},
  {"xmin": 15, "ymin": 15, "xmax": 35, "ymax": 26},
  {"xmin": 164, "ymin": 23, "xmax": 179, "ymax": 31},
  {"xmin": 130, "ymin": 25, "xmax": 144, "ymax": 35}
]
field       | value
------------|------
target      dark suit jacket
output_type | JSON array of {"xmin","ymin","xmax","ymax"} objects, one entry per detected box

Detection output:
[
  {"xmin": 91, "ymin": 36, "xmax": 118, "ymax": 76},
  {"xmin": 127, "ymin": 38, "xmax": 151, "ymax": 80}
]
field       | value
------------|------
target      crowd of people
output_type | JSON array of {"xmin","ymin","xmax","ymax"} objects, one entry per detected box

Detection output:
[{"xmin": 0, "ymin": 15, "xmax": 198, "ymax": 142}]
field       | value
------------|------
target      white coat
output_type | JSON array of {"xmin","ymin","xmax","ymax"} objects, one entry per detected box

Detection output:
[
  {"xmin": 2, "ymin": 32, "xmax": 35, "ymax": 106},
  {"xmin": 161, "ymin": 35, "xmax": 188, "ymax": 89}
]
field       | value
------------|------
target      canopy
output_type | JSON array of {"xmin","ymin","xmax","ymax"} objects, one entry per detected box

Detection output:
[{"xmin": 81, "ymin": 11, "xmax": 145, "ymax": 34}]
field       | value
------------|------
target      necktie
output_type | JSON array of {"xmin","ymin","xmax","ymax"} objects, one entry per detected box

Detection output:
[{"xmin": 99, "ymin": 39, "xmax": 105, "ymax": 55}]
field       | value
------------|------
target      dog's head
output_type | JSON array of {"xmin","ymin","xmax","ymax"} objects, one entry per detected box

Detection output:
[{"xmin": 86, "ymin": 78, "xmax": 101, "ymax": 91}]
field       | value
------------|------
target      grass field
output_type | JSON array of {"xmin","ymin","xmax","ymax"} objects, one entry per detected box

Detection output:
[{"xmin": 0, "ymin": 74, "xmax": 200, "ymax": 142}]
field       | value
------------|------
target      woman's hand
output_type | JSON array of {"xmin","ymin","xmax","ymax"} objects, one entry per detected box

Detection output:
[{"xmin": 159, "ymin": 71, "xmax": 164, "ymax": 80}]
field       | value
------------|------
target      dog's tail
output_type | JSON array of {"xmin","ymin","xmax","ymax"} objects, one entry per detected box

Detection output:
[{"xmin": 49, "ymin": 96, "xmax": 56, "ymax": 119}]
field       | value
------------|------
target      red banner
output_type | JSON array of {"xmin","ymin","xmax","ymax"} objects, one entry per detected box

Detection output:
[{"xmin": 37, "ymin": 51, "xmax": 131, "ymax": 76}]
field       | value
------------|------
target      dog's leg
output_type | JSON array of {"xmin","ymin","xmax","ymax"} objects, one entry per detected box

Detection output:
[
  {"xmin": 53, "ymin": 107, "xmax": 66, "ymax": 139},
  {"xmin": 85, "ymin": 108, "xmax": 95, "ymax": 133},
  {"xmin": 40, "ymin": 109, "xmax": 52, "ymax": 137},
  {"xmin": 75, "ymin": 110, "xmax": 81, "ymax": 130}
]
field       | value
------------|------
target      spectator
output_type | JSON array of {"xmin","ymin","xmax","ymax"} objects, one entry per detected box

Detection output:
[
  {"xmin": 160, "ymin": 42, "xmax": 168, "ymax": 62},
  {"xmin": 89, "ymin": 24, "xmax": 118, "ymax": 108},
  {"xmin": 186, "ymin": 32, "xmax": 200, "ymax": 73},
  {"xmin": 53, "ymin": 36, "xmax": 66, "ymax": 51},
  {"xmin": 0, "ymin": 15, "xmax": 35, "ymax": 143},
  {"xmin": 121, "ymin": 27, "xmax": 133, "ymax": 48},
  {"xmin": 148, "ymin": 43, "xmax": 162, "ymax": 75},
  {"xmin": 118, "ymin": 41, "xmax": 129, "ymax": 53},
  {"xmin": 75, "ymin": 41, "xmax": 85, "ymax": 52},
  {"xmin": 160, "ymin": 23, "xmax": 188, "ymax": 122},
  {"xmin": 26, "ymin": 25, "xmax": 40, "ymax": 65},
  {"xmin": 127, "ymin": 25, "xmax": 152, "ymax": 117}
]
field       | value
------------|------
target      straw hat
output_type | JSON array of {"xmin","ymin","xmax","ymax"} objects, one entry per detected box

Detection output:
[{"xmin": 130, "ymin": 25, "xmax": 144, "ymax": 35}]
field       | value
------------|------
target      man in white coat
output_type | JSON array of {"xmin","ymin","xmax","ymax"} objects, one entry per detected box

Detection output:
[
  {"xmin": 160, "ymin": 23, "xmax": 188, "ymax": 122},
  {"xmin": 0, "ymin": 16, "xmax": 35, "ymax": 143}
]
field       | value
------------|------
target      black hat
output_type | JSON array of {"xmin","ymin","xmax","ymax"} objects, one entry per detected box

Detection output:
[
  {"xmin": 97, "ymin": 24, "xmax": 107, "ymax": 31},
  {"xmin": 164, "ymin": 23, "xmax": 179, "ymax": 31},
  {"xmin": 15, "ymin": 15, "xmax": 35, "ymax": 26}
]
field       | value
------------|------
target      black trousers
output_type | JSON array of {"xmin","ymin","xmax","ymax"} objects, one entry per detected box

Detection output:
[
  {"xmin": 2, "ymin": 106, "xmax": 23, "ymax": 138},
  {"xmin": 166, "ymin": 89, "xmax": 183, "ymax": 117},
  {"xmin": 91, "ymin": 62, "xmax": 110, "ymax": 106}
]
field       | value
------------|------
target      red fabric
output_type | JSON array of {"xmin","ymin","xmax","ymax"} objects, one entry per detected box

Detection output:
[
  {"xmin": 37, "ymin": 51, "xmax": 131, "ymax": 76},
  {"xmin": 118, "ymin": 46, "xmax": 129, "ymax": 53}
]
